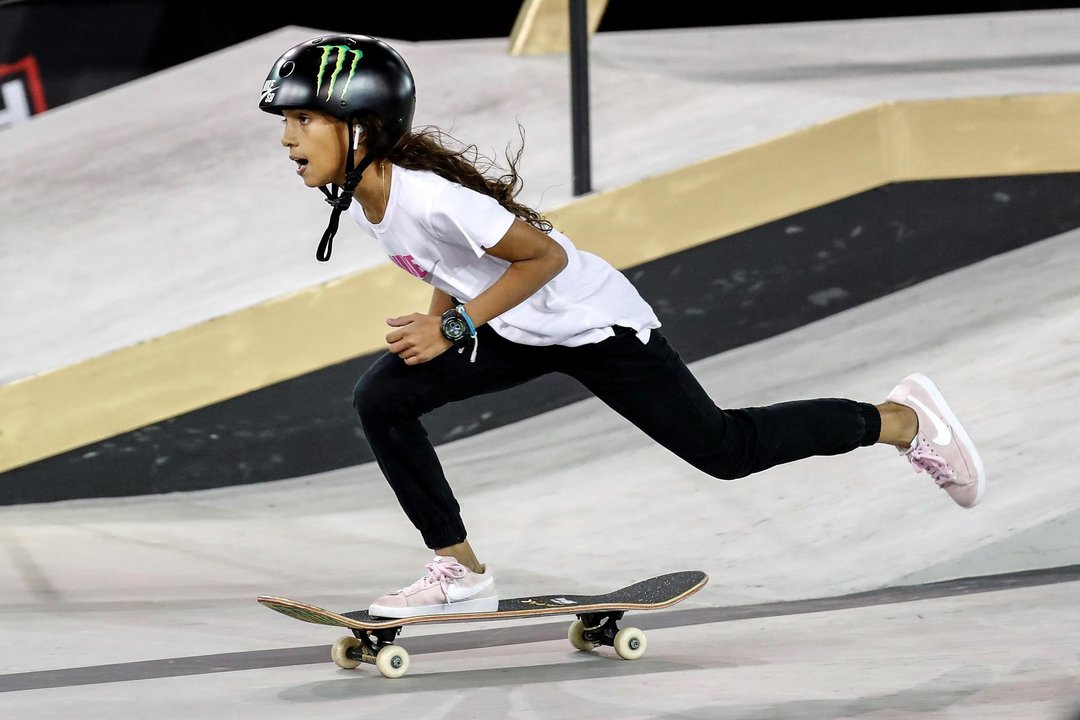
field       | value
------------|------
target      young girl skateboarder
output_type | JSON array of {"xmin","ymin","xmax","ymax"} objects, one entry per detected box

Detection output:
[{"xmin": 259, "ymin": 34, "xmax": 986, "ymax": 619}]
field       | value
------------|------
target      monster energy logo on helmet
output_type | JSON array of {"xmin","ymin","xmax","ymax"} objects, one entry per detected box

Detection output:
[{"xmin": 316, "ymin": 45, "xmax": 363, "ymax": 101}]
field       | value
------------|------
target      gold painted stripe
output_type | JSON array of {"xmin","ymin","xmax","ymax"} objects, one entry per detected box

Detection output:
[
  {"xmin": 1, "ymin": 270, "xmax": 430, "ymax": 474},
  {"xmin": 4, "ymin": 93, "xmax": 1080, "ymax": 475}
]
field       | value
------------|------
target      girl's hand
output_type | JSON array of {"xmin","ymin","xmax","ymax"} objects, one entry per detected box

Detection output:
[{"xmin": 386, "ymin": 313, "xmax": 453, "ymax": 365}]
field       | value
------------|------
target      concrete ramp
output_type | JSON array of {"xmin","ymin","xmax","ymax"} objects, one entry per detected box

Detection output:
[{"xmin": 2, "ymin": 10, "xmax": 1080, "ymax": 718}]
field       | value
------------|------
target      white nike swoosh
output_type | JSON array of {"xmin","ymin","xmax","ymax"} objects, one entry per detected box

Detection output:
[
  {"xmin": 907, "ymin": 396, "xmax": 952, "ymax": 445},
  {"xmin": 447, "ymin": 576, "xmax": 494, "ymax": 602}
]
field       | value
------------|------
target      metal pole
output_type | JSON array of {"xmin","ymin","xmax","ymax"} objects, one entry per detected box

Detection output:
[{"xmin": 569, "ymin": 0, "xmax": 592, "ymax": 195}]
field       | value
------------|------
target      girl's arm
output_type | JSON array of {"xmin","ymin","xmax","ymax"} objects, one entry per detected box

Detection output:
[
  {"xmin": 462, "ymin": 218, "xmax": 568, "ymax": 328},
  {"xmin": 428, "ymin": 287, "xmax": 455, "ymax": 316},
  {"xmin": 386, "ymin": 219, "xmax": 567, "ymax": 364}
]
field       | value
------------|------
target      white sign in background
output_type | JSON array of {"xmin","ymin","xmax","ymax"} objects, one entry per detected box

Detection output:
[{"xmin": 0, "ymin": 77, "xmax": 33, "ymax": 129}]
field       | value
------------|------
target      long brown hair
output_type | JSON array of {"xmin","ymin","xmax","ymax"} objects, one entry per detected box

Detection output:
[{"xmin": 362, "ymin": 115, "xmax": 552, "ymax": 233}]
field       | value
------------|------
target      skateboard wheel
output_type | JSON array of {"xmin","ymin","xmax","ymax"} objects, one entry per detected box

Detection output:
[
  {"xmin": 613, "ymin": 627, "xmax": 647, "ymax": 660},
  {"xmin": 331, "ymin": 636, "xmax": 363, "ymax": 670},
  {"xmin": 567, "ymin": 620, "xmax": 594, "ymax": 652},
  {"xmin": 375, "ymin": 644, "xmax": 410, "ymax": 679}
]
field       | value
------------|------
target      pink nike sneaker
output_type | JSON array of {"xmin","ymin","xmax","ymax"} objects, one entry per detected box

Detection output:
[
  {"xmin": 369, "ymin": 556, "xmax": 498, "ymax": 618},
  {"xmin": 887, "ymin": 373, "xmax": 986, "ymax": 508}
]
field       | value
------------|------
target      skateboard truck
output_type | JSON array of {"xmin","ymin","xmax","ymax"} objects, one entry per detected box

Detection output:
[
  {"xmin": 569, "ymin": 611, "xmax": 647, "ymax": 660},
  {"xmin": 332, "ymin": 627, "xmax": 411, "ymax": 679},
  {"xmin": 576, "ymin": 610, "xmax": 624, "ymax": 645}
]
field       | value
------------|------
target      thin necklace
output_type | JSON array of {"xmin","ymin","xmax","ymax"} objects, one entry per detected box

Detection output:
[{"xmin": 380, "ymin": 161, "xmax": 387, "ymax": 214}]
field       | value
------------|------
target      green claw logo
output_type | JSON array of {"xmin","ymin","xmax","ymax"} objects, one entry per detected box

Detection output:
[{"xmin": 316, "ymin": 45, "xmax": 363, "ymax": 101}]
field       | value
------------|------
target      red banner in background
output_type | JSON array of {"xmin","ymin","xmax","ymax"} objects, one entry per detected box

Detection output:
[{"xmin": 0, "ymin": 55, "xmax": 48, "ymax": 128}]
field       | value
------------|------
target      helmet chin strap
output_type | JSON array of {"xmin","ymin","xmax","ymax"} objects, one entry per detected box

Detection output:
[{"xmin": 316, "ymin": 120, "xmax": 374, "ymax": 262}]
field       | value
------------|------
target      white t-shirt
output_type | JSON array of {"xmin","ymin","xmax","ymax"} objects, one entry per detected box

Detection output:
[{"xmin": 349, "ymin": 165, "xmax": 660, "ymax": 347}]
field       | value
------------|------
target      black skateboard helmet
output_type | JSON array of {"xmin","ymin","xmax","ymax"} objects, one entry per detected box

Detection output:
[
  {"xmin": 260, "ymin": 34, "xmax": 416, "ymax": 261},
  {"xmin": 259, "ymin": 33, "xmax": 415, "ymax": 148}
]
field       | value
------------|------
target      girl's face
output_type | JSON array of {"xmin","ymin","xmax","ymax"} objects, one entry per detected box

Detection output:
[{"xmin": 279, "ymin": 109, "xmax": 350, "ymax": 188}]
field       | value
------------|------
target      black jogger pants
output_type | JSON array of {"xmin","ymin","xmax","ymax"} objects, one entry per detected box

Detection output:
[{"xmin": 353, "ymin": 325, "xmax": 881, "ymax": 549}]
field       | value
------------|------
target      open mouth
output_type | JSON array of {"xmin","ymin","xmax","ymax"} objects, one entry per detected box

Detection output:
[{"xmin": 291, "ymin": 156, "xmax": 309, "ymax": 175}]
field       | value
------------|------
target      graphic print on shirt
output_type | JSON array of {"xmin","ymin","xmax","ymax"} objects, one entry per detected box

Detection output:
[{"xmin": 389, "ymin": 254, "xmax": 429, "ymax": 279}]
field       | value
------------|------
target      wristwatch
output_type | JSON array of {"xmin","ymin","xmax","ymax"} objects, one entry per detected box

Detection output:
[{"xmin": 440, "ymin": 305, "xmax": 475, "ymax": 345}]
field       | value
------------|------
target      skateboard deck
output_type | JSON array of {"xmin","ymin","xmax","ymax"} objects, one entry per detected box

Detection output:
[{"xmin": 258, "ymin": 569, "xmax": 707, "ymax": 678}]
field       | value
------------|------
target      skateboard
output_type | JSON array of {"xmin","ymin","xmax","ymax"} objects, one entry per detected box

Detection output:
[{"xmin": 258, "ymin": 569, "xmax": 708, "ymax": 678}]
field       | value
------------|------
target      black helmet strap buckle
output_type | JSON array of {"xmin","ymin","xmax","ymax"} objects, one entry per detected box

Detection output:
[{"xmin": 316, "ymin": 119, "xmax": 374, "ymax": 262}]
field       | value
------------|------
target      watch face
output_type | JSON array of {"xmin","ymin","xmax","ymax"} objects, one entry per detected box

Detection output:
[{"xmin": 443, "ymin": 315, "xmax": 468, "ymax": 341}]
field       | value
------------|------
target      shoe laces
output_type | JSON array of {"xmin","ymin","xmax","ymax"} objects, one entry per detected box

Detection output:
[
  {"xmin": 399, "ymin": 558, "xmax": 467, "ymax": 595},
  {"xmin": 904, "ymin": 436, "xmax": 958, "ymax": 487}
]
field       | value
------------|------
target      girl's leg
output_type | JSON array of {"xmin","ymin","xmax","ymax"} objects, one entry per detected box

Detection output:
[
  {"xmin": 560, "ymin": 327, "xmax": 881, "ymax": 480},
  {"xmin": 877, "ymin": 401, "xmax": 918, "ymax": 446},
  {"xmin": 353, "ymin": 326, "xmax": 545, "ymax": 551}
]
